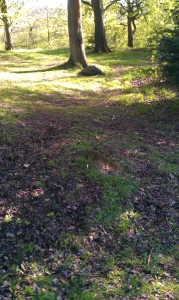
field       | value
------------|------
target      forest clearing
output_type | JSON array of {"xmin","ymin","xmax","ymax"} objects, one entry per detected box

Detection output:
[{"xmin": 0, "ymin": 48, "xmax": 178, "ymax": 299}]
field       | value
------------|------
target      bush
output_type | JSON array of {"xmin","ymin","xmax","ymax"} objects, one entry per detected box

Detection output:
[{"xmin": 157, "ymin": 2, "xmax": 179, "ymax": 83}]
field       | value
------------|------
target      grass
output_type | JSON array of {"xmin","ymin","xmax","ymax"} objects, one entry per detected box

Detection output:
[{"xmin": 0, "ymin": 47, "xmax": 178, "ymax": 299}]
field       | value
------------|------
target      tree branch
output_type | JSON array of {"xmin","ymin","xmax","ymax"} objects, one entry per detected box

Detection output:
[
  {"xmin": 119, "ymin": 22, "xmax": 127, "ymax": 27},
  {"xmin": 132, "ymin": 19, "xmax": 137, "ymax": 35},
  {"xmin": 81, "ymin": 0, "xmax": 92, "ymax": 8}
]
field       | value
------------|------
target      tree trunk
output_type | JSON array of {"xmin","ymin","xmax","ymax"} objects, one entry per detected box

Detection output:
[
  {"xmin": 46, "ymin": 9, "xmax": 50, "ymax": 45},
  {"xmin": 91, "ymin": 0, "xmax": 111, "ymax": 53},
  {"xmin": 4, "ymin": 19, "xmax": 12, "ymax": 50},
  {"xmin": 67, "ymin": 0, "xmax": 88, "ymax": 67},
  {"xmin": 127, "ymin": 16, "xmax": 133, "ymax": 48},
  {"xmin": 0, "ymin": 0, "xmax": 13, "ymax": 50}
]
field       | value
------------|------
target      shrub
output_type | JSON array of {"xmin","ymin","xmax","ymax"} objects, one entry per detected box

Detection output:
[{"xmin": 157, "ymin": 2, "xmax": 179, "ymax": 83}]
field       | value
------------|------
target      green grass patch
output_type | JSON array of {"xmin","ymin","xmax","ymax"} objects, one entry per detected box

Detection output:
[
  {"xmin": 149, "ymin": 150, "xmax": 179, "ymax": 175},
  {"xmin": 75, "ymin": 151, "xmax": 137, "ymax": 227}
]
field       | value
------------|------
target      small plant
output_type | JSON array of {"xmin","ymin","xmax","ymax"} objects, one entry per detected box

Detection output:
[
  {"xmin": 24, "ymin": 219, "xmax": 31, "ymax": 225},
  {"xmin": 16, "ymin": 217, "xmax": 22, "ymax": 224},
  {"xmin": 47, "ymin": 160, "xmax": 58, "ymax": 168},
  {"xmin": 24, "ymin": 242, "xmax": 35, "ymax": 255},
  {"xmin": 4, "ymin": 213, "xmax": 13, "ymax": 223}
]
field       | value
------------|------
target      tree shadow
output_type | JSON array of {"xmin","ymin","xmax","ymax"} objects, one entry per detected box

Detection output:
[{"xmin": 13, "ymin": 61, "xmax": 81, "ymax": 74}]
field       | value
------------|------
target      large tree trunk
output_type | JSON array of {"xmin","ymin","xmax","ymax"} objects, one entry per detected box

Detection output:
[
  {"xmin": 67, "ymin": 0, "xmax": 87, "ymax": 67},
  {"xmin": 91, "ymin": 0, "xmax": 111, "ymax": 53},
  {"xmin": 0, "ymin": 0, "xmax": 13, "ymax": 50}
]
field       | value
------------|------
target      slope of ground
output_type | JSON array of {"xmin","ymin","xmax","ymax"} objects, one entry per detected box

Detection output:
[{"xmin": 0, "ymin": 48, "xmax": 178, "ymax": 299}]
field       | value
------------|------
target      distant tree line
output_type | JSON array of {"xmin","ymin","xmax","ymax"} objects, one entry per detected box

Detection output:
[
  {"xmin": 0, "ymin": 0, "xmax": 175, "ymax": 51},
  {"xmin": 0, "ymin": 0, "xmax": 178, "ymax": 81}
]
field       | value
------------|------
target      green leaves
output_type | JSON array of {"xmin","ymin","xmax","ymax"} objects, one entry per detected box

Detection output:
[{"xmin": 47, "ymin": 212, "xmax": 55, "ymax": 217}]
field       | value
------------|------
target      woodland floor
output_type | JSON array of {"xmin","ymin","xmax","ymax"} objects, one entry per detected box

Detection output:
[{"xmin": 0, "ymin": 49, "xmax": 178, "ymax": 299}]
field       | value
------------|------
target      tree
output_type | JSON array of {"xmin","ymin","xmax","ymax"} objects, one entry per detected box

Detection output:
[
  {"xmin": 117, "ymin": 0, "xmax": 147, "ymax": 48},
  {"xmin": 157, "ymin": 1, "xmax": 179, "ymax": 83},
  {"xmin": 0, "ymin": 0, "xmax": 24, "ymax": 50},
  {"xmin": 82, "ymin": 0, "xmax": 111, "ymax": 53},
  {"xmin": 0, "ymin": 0, "xmax": 13, "ymax": 50},
  {"xmin": 67, "ymin": 0, "xmax": 88, "ymax": 67}
]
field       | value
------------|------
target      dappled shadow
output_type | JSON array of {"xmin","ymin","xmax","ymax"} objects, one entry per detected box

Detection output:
[
  {"xmin": 0, "ymin": 79, "xmax": 178, "ymax": 133},
  {"xmin": 0, "ymin": 88, "xmax": 178, "ymax": 297},
  {"xmin": 1, "ymin": 48, "xmax": 154, "ymax": 74},
  {"xmin": 0, "ymin": 48, "xmax": 178, "ymax": 298},
  {"xmin": 87, "ymin": 49, "xmax": 153, "ymax": 68},
  {"xmin": 0, "ymin": 107, "xmax": 103, "ymax": 297}
]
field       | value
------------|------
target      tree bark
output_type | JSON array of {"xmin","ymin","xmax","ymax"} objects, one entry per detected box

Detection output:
[
  {"xmin": 127, "ymin": 16, "xmax": 133, "ymax": 47},
  {"xmin": 67, "ymin": 0, "xmax": 88, "ymax": 67},
  {"xmin": 91, "ymin": 0, "xmax": 111, "ymax": 53},
  {"xmin": 0, "ymin": 0, "xmax": 13, "ymax": 50}
]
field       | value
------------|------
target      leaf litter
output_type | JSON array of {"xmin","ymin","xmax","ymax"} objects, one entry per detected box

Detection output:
[{"xmin": 0, "ymin": 89, "xmax": 179, "ymax": 299}]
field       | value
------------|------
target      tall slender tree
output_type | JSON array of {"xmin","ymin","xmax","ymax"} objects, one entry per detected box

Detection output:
[
  {"xmin": 117, "ymin": 0, "xmax": 147, "ymax": 48},
  {"xmin": 67, "ymin": 0, "xmax": 88, "ymax": 67},
  {"xmin": 0, "ymin": 0, "xmax": 13, "ymax": 50}
]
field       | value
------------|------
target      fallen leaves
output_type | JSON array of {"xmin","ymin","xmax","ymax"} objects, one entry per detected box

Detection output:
[{"xmin": 0, "ymin": 90, "xmax": 178, "ymax": 299}]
